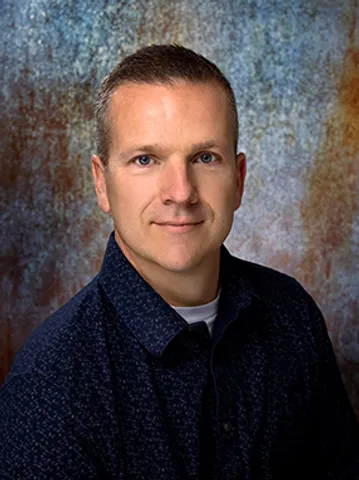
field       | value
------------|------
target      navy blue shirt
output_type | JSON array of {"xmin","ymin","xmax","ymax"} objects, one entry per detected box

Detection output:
[{"xmin": 1, "ymin": 233, "xmax": 358, "ymax": 479}]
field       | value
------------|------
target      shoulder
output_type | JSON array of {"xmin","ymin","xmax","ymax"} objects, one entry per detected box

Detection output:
[
  {"xmin": 227, "ymin": 255, "xmax": 336, "ymax": 376},
  {"xmin": 4, "ymin": 275, "xmax": 111, "ymax": 386},
  {"xmin": 231, "ymin": 254, "xmax": 307, "ymax": 300},
  {"xmin": 0, "ymin": 276, "xmax": 119, "ymax": 478},
  {"xmin": 228, "ymin": 253, "xmax": 324, "ymax": 335}
]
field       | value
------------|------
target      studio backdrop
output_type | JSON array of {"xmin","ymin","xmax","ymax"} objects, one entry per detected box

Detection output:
[{"xmin": 1, "ymin": 0, "xmax": 359, "ymax": 417}]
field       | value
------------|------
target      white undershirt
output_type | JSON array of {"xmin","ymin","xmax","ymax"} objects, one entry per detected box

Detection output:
[{"xmin": 171, "ymin": 289, "xmax": 221, "ymax": 336}]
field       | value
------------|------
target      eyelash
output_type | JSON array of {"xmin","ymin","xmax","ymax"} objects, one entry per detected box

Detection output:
[{"xmin": 132, "ymin": 152, "xmax": 218, "ymax": 166}]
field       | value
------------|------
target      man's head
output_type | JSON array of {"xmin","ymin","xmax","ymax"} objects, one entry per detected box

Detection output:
[
  {"xmin": 92, "ymin": 44, "xmax": 246, "ymax": 306},
  {"xmin": 95, "ymin": 44, "xmax": 239, "ymax": 166}
]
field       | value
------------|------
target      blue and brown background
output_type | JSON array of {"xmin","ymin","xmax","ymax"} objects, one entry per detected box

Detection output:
[{"xmin": 1, "ymin": 0, "xmax": 359, "ymax": 417}]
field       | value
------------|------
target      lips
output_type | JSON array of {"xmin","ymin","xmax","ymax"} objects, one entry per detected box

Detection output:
[
  {"xmin": 156, "ymin": 221, "xmax": 203, "ymax": 226},
  {"xmin": 154, "ymin": 220, "xmax": 204, "ymax": 232}
]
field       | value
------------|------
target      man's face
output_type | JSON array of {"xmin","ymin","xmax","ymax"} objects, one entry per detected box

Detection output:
[{"xmin": 92, "ymin": 80, "xmax": 245, "ymax": 278}]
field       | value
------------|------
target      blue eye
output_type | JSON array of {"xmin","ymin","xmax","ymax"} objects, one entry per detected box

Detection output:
[
  {"xmin": 199, "ymin": 153, "xmax": 215, "ymax": 164},
  {"xmin": 135, "ymin": 155, "xmax": 152, "ymax": 166}
]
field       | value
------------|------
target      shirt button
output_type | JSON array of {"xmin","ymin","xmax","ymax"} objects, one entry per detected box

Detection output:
[{"xmin": 222, "ymin": 421, "xmax": 233, "ymax": 433}]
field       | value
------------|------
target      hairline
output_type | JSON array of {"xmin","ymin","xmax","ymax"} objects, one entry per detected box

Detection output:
[{"xmin": 98, "ymin": 78, "xmax": 239, "ymax": 166}]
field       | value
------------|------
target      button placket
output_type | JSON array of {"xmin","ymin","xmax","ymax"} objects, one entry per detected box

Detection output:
[{"xmin": 222, "ymin": 421, "xmax": 233, "ymax": 434}]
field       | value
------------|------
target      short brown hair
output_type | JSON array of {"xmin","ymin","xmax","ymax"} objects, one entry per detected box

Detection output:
[{"xmin": 95, "ymin": 44, "xmax": 239, "ymax": 165}]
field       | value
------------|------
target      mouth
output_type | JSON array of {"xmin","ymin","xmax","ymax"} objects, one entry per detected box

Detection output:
[{"xmin": 155, "ymin": 221, "xmax": 204, "ymax": 232}]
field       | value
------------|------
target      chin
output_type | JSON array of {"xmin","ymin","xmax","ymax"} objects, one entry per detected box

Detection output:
[
  {"xmin": 151, "ymin": 246, "xmax": 215, "ymax": 274},
  {"xmin": 152, "ymin": 256, "xmax": 198, "ymax": 274}
]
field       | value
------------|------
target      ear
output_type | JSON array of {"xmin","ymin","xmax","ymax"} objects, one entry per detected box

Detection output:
[
  {"xmin": 91, "ymin": 155, "xmax": 111, "ymax": 214},
  {"xmin": 234, "ymin": 152, "xmax": 246, "ymax": 210}
]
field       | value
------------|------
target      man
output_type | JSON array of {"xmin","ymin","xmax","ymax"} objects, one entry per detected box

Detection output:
[{"xmin": 1, "ymin": 44, "xmax": 358, "ymax": 479}]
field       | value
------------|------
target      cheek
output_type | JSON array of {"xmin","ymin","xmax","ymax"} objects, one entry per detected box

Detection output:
[
  {"xmin": 105, "ymin": 178, "xmax": 129, "ymax": 218},
  {"xmin": 207, "ymin": 174, "xmax": 238, "ymax": 206},
  {"xmin": 108, "ymin": 177, "xmax": 155, "ymax": 216}
]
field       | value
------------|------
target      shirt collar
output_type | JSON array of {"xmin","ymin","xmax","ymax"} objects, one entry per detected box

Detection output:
[
  {"xmin": 99, "ymin": 232, "xmax": 258, "ymax": 356},
  {"xmin": 212, "ymin": 246, "xmax": 259, "ymax": 345}
]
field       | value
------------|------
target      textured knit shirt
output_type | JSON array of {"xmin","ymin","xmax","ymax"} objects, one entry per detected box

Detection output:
[{"xmin": 1, "ymin": 233, "xmax": 359, "ymax": 479}]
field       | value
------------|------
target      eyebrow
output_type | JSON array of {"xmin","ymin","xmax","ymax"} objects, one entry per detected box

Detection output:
[
  {"xmin": 188, "ymin": 140, "xmax": 219, "ymax": 151},
  {"xmin": 118, "ymin": 140, "xmax": 221, "ymax": 159}
]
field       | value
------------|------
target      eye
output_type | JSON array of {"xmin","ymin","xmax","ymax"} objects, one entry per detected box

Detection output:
[
  {"xmin": 198, "ymin": 152, "xmax": 216, "ymax": 164},
  {"xmin": 134, "ymin": 155, "xmax": 153, "ymax": 166}
]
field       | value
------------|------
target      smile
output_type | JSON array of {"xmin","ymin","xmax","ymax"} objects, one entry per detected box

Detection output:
[{"xmin": 155, "ymin": 221, "xmax": 203, "ymax": 232}]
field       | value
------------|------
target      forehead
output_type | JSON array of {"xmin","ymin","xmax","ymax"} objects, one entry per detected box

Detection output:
[
  {"xmin": 107, "ymin": 81, "xmax": 233, "ymax": 151},
  {"xmin": 109, "ymin": 81, "xmax": 230, "ymax": 120}
]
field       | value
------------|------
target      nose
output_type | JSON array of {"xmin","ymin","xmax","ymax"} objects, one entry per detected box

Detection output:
[{"xmin": 159, "ymin": 160, "xmax": 198, "ymax": 206}]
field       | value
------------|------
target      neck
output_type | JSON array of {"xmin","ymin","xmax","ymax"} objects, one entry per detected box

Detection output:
[
  {"xmin": 151, "ymin": 261, "xmax": 220, "ymax": 307},
  {"xmin": 115, "ymin": 235, "xmax": 221, "ymax": 307}
]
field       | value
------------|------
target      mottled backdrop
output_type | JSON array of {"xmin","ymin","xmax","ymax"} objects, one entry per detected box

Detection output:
[{"xmin": 1, "ymin": 0, "xmax": 358, "ymax": 416}]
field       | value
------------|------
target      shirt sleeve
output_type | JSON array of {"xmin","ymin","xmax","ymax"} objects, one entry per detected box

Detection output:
[
  {"xmin": 0, "ymin": 372, "xmax": 99, "ymax": 480},
  {"xmin": 306, "ymin": 295, "xmax": 359, "ymax": 477}
]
